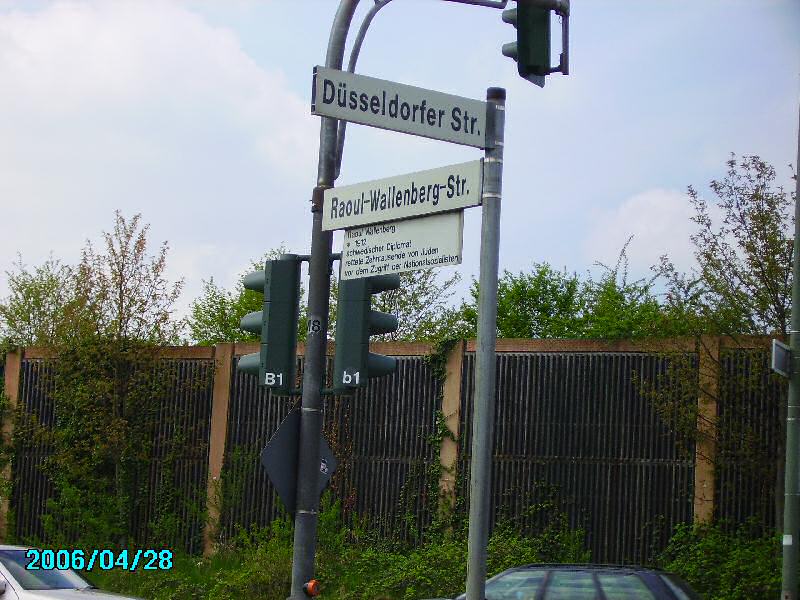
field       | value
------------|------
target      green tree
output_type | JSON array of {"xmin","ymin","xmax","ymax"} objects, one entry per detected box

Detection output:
[
  {"xmin": 0, "ymin": 214, "xmax": 184, "ymax": 350},
  {"xmin": 581, "ymin": 242, "xmax": 678, "ymax": 339},
  {"xmin": 34, "ymin": 211, "xmax": 188, "ymax": 547},
  {"xmin": 657, "ymin": 154, "xmax": 794, "ymax": 337},
  {"xmin": 651, "ymin": 154, "xmax": 795, "ymax": 529},
  {"xmin": 68, "ymin": 212, "xmax": 184, "ymax": 343},
  {"xmin": 187, "ymin": 247, "xmax": 308, "ymax": 345},
  {"xmin": 457, "ymin": 263, "xmax": 583, "ymax": 339},
  {"xmin": 334, "ymin": 269, "xmax": 462, "ymax": 342},
  {"xmin": 0, "ymin": 255, "xmax": 75, "ymax": 348},
  {"xmin": 186, "ymin": 275, "xmax": 263, "ymax": 345},
  {"xmin": 455, "ymin": 248, "xmax": 674, "ymax": 340}
]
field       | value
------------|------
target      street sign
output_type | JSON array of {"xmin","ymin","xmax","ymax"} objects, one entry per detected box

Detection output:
[
  {"xmin": 340, "ymin": 211, "xmax": 463, "ymax": 281},
  {"xmin": 260, "ymin": 408, "xmax": 337, "ymax": 516},
  {"xmin": 312, "ymin": 67, "xmax": 488, "ymax": 148},
  {"xmin": 322, "ymin": 160, "xmax": 482, "ymax": 231},
  {"xmin": 773, "ymin": 339, "xmax": 792, "ymax": 378}
]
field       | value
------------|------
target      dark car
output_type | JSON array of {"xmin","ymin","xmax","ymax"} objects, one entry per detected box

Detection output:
[{"xmin": 427, "ymin": 564, "xmax": 701, "ymax": 599}]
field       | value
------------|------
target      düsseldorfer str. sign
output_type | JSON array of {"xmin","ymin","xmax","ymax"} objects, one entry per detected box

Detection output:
[{"xmin": 311, "ymin": 67, "xmax": 488, "ymax": 148}]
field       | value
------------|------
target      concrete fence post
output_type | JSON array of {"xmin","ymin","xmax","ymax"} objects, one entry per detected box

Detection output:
[
  {"xmin": 203, "ymin": 343, "xmax": 234, "ymax": 556},
  {"xmin": 694, "ymin": 336, "xmax": 720, "ymax": 523},
  {"xmin": 1, "ymin": 350, "xmax": 22, "ymax": 543},
  {"xmin": 438, "ymin": 340, "xmax": 465, "ymax": 515}
]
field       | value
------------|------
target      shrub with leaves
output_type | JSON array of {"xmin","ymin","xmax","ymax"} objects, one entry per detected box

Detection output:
[
  {"xmin": 658, "ymin": 521, "xmax": 780, "ymax": 600},
  {"xmin": 91, "ymin": 496, "xmax": 589, "ymax": 600}
]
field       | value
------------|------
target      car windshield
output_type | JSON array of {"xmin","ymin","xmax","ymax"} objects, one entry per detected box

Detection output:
[
  {"xmin": 0, "ymin": 550, "xmax": 90, "ymax": 590},
  {"xmin": 485, "ymin": 569, "xmax": 546, "ymax": 599},
  {"xmin": 484, "ymin": 568, "xmax": 657, "ymax": 600}
]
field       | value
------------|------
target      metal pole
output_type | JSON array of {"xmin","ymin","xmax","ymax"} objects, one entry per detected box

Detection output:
[
  {"xmin": 334, "ymin": 0, "xmax": 394, "ymax": 180},
  {"xmin": 781, "ymin": 98, "xmax": 800, "ymax": 600},
  {"xmin": 289, "ymin": 1, "xmax": 360, "ymax": 598},
  {"xmin": 466, "ymin": 87, "xmax": 505, "ymax": 600}
]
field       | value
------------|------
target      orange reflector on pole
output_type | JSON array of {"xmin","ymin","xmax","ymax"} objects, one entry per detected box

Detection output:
[{"xmin": 303, "ymin": 579, "xmax": 321, "ymax": 597}]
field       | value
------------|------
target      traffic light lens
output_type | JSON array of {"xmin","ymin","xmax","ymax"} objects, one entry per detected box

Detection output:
[
  {"xmin": 369, "ymin": 310, "xmax": 398, "ymax": 336},
  {"xmin": 238, "ymin": 352, "xmax": 260, "ymax": 376},
  {"xmin": 240, "ymin": 311, "xmax": 263, "ymax": 335}
]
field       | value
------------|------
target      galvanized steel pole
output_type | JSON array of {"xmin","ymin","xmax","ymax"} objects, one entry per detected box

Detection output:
[
  {"xmin": 781, "ymin": 98, "xmax": 800, "ymax": 600},
  {"xmin": 289, "ymin": 1, "xmax": 359, "ymax": 598},
  {"xmin": 466, "ymin": 87, "xmax": 505, "ymax": 600}
]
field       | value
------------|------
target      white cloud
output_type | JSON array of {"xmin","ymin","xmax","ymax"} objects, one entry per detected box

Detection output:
[
  {"xmin": 0, "ymin": 1, "xmax": 317, "ymax": 314},
  {"xmin": 0, "ymin": 1, "xmax": 316, "ymax": 167},
  {"xmin": 583, "ymin": 188, "xmax": 698, "ymax": 278}
]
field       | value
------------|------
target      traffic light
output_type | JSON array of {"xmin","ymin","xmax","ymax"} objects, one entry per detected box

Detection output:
[
  {"xmin": 502, "ymin": 0, "xmax": 570, "ymax": 87},
  {"xmin": 333, "ymin": 274, "xmax": 400, "ymax": 392},
  {"xmin": 238, "ymin": 255, "xmax": 302, "ymax": 395}
]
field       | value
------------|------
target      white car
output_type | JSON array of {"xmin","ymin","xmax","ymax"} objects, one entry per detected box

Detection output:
[{"xmin": 0, "ymin": 546, "xmax": 142, "ymax": 600}]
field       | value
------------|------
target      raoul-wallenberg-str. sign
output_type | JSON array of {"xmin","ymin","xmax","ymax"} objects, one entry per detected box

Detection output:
[
  {"xmin": 322, "ymin": 160, "xmax": 483, "ymax": 231},
  {"xmin": 311, "ymin": 67, "xmax": 488, "ymax": 148}
]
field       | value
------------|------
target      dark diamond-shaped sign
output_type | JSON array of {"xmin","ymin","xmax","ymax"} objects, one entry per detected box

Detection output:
[{"xmin": 260, "ymin": 408, "xmax": 337, "ymax": 515}]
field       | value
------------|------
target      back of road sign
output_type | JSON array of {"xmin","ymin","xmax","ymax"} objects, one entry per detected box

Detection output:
[
  {"xmin": 773, "ymin": 339, "xmax": 792, "ymax": 378},
  {"xmin": 261, "ymin": 408, "xmax": 337, "ymax": 516}
]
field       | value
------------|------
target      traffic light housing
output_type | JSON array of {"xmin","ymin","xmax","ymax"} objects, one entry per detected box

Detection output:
[
  {"xmin": 502, "ymin": 0, "xmax": 570, "ymax": 87},
  {"xmin": 238, "ymin": 255, "xmax": 302, "ymax": 395},
  {"xmin": 333, "ymin": 274, "xmax": 400, "ymax": 392}
]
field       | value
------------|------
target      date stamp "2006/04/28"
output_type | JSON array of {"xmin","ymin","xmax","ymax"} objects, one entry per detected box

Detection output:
[{"xmin": 25, "ymin": 549, "xmax": 173, "ymax": 572}]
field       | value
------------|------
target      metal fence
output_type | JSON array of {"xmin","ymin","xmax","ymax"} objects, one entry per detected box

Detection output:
[
  {"xmin": 12, "ymin": 358, "xmax": 57, "ymax": 543},
  {"xmin": 220, "ymin": 355, "xmax": 440, "ymax": 543},
  {"xmin": 326, "ymin": 355, "xmax": 440, "ymax": 541},
  {"xmin": 716, "ymin": 348, "xmax": 785, "ymax": 529},
  {"xmin": 10, "ymin": 356, "xmax": 214, "ymax": 554},
  {"xmin": 6, "ymin": 339, "xmax": 784, "ymax": 563},
  {"xmin": 457, "ymin": 352, "xmax": 695, "ymax": 564},
  {"xmin": 219, "ymin": 356, "xmax": 297, "ymax": 538},
  {"xmin": 131, "ymin": 358, "xmax": 215, "ymax": 554}
]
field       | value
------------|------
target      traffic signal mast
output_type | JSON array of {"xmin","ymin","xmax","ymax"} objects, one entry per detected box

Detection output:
[
  {"xmin": 502, "ymin": 0, "xmax": 570, "ymax": 87},
  {"xmin": 333, "ymin": 273, "xmax": 400, "ymax": 392},
  {"xmin": 238, "ymin": 255, "xmax": 302, "ymax": 395},
  {"xmin": 288, "ymin": 0, "xmax": 571, "ymax": 595}
]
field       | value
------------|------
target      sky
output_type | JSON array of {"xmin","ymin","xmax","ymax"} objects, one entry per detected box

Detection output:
[{"xmin": 0, "ymin": 0, "xmax": 798, "ymax": 324}]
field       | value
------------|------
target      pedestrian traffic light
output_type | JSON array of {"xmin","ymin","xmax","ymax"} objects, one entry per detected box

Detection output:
[
  {"xmin": 501, "ymin": 0, "xmax": 570, "ymax": 87},
  {"xmin": 333, "ymin": 274, "xmax": 400, "ymax": 392},
  {"xmin": 238, "ymin": 255, "xmax": 302, "ymax": 395}
]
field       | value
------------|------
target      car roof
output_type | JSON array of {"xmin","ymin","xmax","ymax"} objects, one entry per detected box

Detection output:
[
  {"xmin": 508, "ymin": 563, "xmax": 668, "ymax": 573},
  {"xmin": 0, "ymin": 545, "xmax": 31, "ymax": 551}
]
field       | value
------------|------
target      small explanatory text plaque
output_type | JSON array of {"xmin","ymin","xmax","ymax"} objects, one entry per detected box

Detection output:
[{"xmin": 340, "ymin": 212, "xmax": 463, "ymax": 281}]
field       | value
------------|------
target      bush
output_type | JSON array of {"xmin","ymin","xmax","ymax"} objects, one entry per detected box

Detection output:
[
  {"xmin": 87, "ymin": 521, "xmax": 295, "ymax": 599},
  {"xmin": 89, "ymin": 499, "xmax": 589, "ymax": 600},
  {"xmin": 328, "ymin": 522, "xmax": 588, "ymax": 600},
  {"xmin": 657, "ymin": 521, "xmax": 780, "ymax": 600}
]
